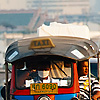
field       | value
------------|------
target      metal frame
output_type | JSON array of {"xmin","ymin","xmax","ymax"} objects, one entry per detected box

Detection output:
[{"xmin": 5, "ymin": 62, "xmax": 8, "ymax": 100}]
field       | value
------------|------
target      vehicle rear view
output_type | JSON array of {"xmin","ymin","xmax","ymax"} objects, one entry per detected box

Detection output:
[
  {"xmin": 2, "ymin": 36, "xmax": 98, "ymax": 100},
  {"xmin": 10, "ymin": 55, "xmax": 79, "ymax": 100}
]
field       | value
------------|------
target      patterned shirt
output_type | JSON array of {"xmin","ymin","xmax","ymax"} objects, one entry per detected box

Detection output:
[{"xmin": 79, "ymin": 75, "xmax": 100, "ymax": 100}]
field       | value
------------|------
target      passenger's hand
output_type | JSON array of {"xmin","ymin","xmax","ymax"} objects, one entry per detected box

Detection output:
[
  {"xmin": 92, "ymin": 97, "xmax": 96, "ymax": 100},
  {"xmin": 92, "ymin": 91, "xmax": 100, "ymax": 100}
]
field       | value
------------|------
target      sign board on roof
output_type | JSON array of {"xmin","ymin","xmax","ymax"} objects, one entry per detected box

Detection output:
[
  {"xmin": 37, "ymin": 22, "xmax": 90, "ymax": 40},
  {"xmin": 29, "ymin": 38, "xmax": 55, "ymax": 49}
]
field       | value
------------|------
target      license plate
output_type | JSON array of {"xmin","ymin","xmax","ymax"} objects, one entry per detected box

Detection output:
[{"xmin": 30, "ymin": 83, "xmax": 58, "ymax": 94}]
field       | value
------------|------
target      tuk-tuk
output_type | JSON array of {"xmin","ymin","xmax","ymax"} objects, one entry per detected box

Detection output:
[{"xmin": 2, "ymin": 36, "xmax": 99, "ymax": 100}]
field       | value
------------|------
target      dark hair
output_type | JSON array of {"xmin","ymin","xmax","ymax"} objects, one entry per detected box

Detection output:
[
  {"xmin": 37, "ymin": 61, "xmax": 50, "ymax": 70},
  {"xmin": 77, "ymin": 60, "xmax": 88, "ymax": 73}
]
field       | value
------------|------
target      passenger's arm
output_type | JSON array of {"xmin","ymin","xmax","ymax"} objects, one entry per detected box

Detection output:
[{"xmin": 92, "ymin": 91, "xmax": 100, "ymax": 100}]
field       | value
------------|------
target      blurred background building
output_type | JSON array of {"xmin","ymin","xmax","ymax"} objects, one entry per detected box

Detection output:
[
  {"xmin": 26, "ymin": 0, "xmax": 90, "ymax": 18},
  {"xmin": 0, "ymin": 0, "xmax": 100, "ymax": 92}
]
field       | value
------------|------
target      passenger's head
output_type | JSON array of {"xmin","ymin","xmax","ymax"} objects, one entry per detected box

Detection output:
[
  {"xmin": 77, "ymin": 60, "xmax": 89, "ymax": 77},
  {"xmin": 37, "ymin": 61, "xmax": 50, "ymax": 78}
]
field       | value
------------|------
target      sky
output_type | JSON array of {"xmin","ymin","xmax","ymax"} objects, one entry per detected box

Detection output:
[
  {"xmin": 90, "ymin": 0, "xmax": 100, "ymax": 12},
  {"xmin": 0, "ymin": 0, "xmax": 100, "ymax": 13},
  {"xmin": 0, "ymin": 0, "xmax": 26, "ymax": 10}
]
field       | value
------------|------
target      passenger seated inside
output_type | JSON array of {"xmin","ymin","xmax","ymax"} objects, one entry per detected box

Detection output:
[
  {"xmin": 25, "ymin": 61, "xmax": 51, "ymax": 87},
  {"xmin": 16, "ymin": 60, "xmax": 72, "ymax": 88},
  {"xmin": 33, "ymin": 61, "xmax": 51, "ymax": 83}
]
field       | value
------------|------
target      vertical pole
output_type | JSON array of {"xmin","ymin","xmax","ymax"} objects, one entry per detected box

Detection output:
[
  {"xmin": 97, "ymin": 53, "xmax": 100, "ymax": 81},
  {"xmin": 5, "ymin": 62, "xmax": 8, "ymax": 100},
  {"xmin": 89, "ymin": 59, "xmax": 91, "ymax": 100}
]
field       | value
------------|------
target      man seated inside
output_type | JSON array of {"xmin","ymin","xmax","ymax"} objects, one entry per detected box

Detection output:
[
  {"xmin": 77, "ymin": 60, "xmax": 100, "ymax": 100},
  {"xmin": 16, "ymin": 60, "xmax": 72, "ymax": 88},
  {"xmin": 25, "ymin": 61, "xmax": 51, "ymax": 84},
  {"xmin": 33, "ymin": 61, "xmax": 51, "ymax": 83}
]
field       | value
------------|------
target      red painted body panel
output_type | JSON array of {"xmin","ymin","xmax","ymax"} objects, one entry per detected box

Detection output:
[
  {"xmin": 10, "ymin": 63, "xmax": 80, "ymax": 95},
  {"xmin": 10, "ymin": 65, "xmax": 15, "ymax": 94}
]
